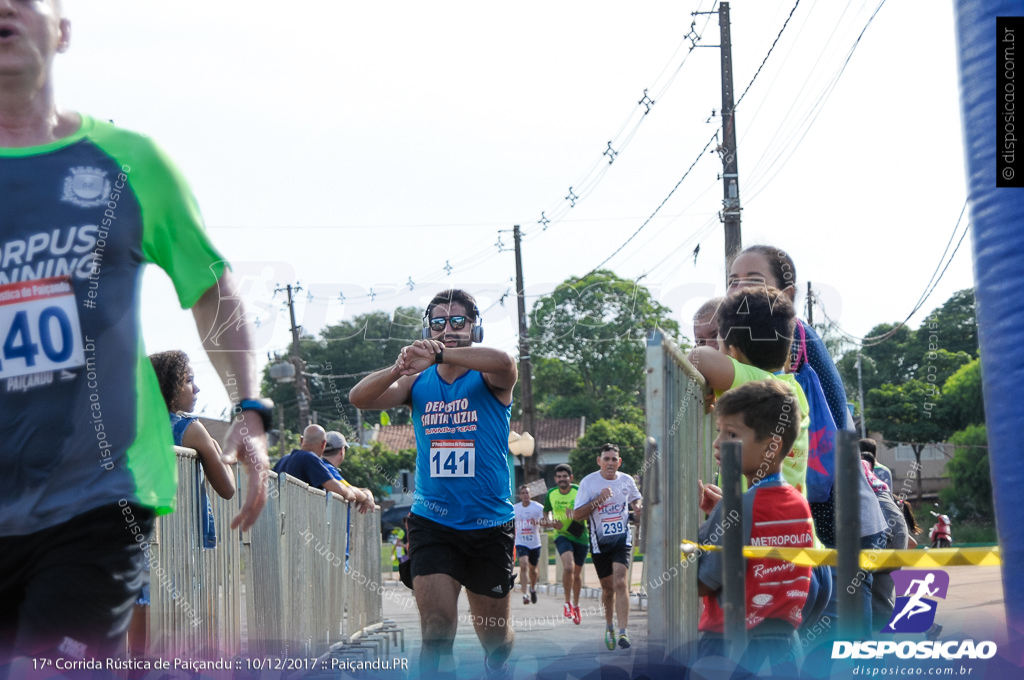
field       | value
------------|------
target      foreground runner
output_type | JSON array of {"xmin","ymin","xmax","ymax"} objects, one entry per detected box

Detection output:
[
  {"xmin": 542, "ymin": 464, "xmax": 587, "ymax": 624},
  {"xmin": 573, "ymin": 444, "xmax": 642, "ymax": 650},
  {"xmin": 350, "ymin": 289, "xmax": 517, "ymax": 679},
  {"xmin": 0, "ymin": 0, "xmax": 269, "ymax": 666}
]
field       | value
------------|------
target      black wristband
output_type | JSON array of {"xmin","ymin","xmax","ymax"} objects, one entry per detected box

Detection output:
[
  {"xmin": 233, "ymin": 398, "xmax": 274, "ymax": 432},
  {"xmin": 435, "ymin": 348, "xmax": 444, "ymax": 365}
]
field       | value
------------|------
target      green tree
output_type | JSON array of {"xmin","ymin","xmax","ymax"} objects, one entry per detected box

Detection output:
[
  {"xmin": 910, "ymin": 289, "xmax": 978, "ymax": 360},
  {"xmin": 938, "ymin": 357, "xmax": 984, "ymax": 433},
  {"xmin": 268, "ymin": 428, "xmax": 302, "ymax": 465},
  {"xmin": 811, "ymin": 321, "xmax": 854, "ymax": 365},
  {"xmin": 865, "ymin": 379, "xmax": 951, "ymax": 504},
  {"xmin": 568, "ymin": 419, "xmax": 646, "ymax": 479},
  {"xmin": 838, "ymin": 323, "xmax": 915, "ymax": 397},
  {"xmin": 837, "ymin": 288, "xmax": 979, "ymax": 430},
  {"xmin": 916, "ymin": 349, "xmax": 971, "ymax": 395},
  {"xmin": 529, "ymin": 270, "xmax": 681, "ymax": 423},
  {"xmin": 262, "ymin": 307, "xmax": 422, "ymax": 435},
  {"xmin": 939, "ymin": 424, "xmax": 991, "ymax": 520},
  {"xmin": 334, "ymin": 441, "xmax": 417, "ymax": 500}
]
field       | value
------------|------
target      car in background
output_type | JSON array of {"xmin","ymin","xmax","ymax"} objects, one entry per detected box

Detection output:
[{"xmin": 380, "ymin": 504, "xmax": 412, "ymax": 541}]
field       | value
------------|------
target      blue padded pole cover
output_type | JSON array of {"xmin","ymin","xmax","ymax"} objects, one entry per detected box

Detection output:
[{"xmin": 953, "ymin": 0, "xmax": 1024, "ymax": 641}]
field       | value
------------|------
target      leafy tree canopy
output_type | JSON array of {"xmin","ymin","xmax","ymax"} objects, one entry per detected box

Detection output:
[
  {"xmin": 568, "ymin": 419, "xmax": 646, "ymax": 479},
  {"xmin": 865, "ymin": 379, "xmax": 950, "ymax": 445},
  {"xmin": 839, "ymin": 323, "xmax": 915, "ymax": 395},
  {"xmin": 261, "ymin": 307, "xmax": 422, "ymax": 434},
  {"xmin": 837, "ymin": 289, "xmax": 978, "ymax": 397},
  {"xmin": 337, "ymin": 441, "xmax": 417, "ymax": 500},
  {"xmin": 865, "ymin": 379, "xmax": 952, "ymax": 503},
  {"xmin": 939, "ymin": 424, "xmax": 991, "ymax": 520},
  {"xmin": 910, "ymin": 289, "xmax": 978, "ymax": 359},
  {"xmin": 917, "ymin": 349, "xmax": 972, "ymax": 396},
  {"xmin": 528, "ymin": 270, "xmax": 681, "ymax": 423},
  {"xmin": 939, "ymin": 358, "xmax": 984, "ymax": 433}
]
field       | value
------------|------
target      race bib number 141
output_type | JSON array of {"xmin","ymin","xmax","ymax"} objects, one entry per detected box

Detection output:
[
  {"xmin": 429, "ymin": 440, "xmax": 476, "ymax": 478},
  {"xmin": 0, "ymin": 277, "xmax": 85, "ymax": 380}
]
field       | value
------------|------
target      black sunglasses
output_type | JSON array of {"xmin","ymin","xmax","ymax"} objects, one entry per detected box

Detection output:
[{"xmin": 428, "ymin": 315, "xmax": 468, "ymax": 332}]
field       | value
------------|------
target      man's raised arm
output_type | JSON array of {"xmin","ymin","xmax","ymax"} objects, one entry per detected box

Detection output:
[
  {"xmin": 349, "ymin": 360, "xmax": 415, "ymax": 411},
  {"xmin": 402, "ymin": 340, "xmax": 517, "ymax": 402}
]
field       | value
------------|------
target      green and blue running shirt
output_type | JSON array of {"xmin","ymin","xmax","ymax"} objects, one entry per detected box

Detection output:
[
  {"xmin": 0, "ymin": 115, "xmax": 226, "ymax": 536},
  {"xmin": 543, "ymin": 483, "xmax": 588, "ymax": 545}
]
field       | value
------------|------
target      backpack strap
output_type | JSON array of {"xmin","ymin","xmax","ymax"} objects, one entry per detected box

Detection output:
[{"xmin": 792, "ymin": 320, "xmax": 809, "ymax": 372}]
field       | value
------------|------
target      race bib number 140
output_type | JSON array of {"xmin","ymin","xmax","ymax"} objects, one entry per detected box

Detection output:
[
  {"xmin": 0, "ymin": 277, "xmax": 85, "ymax": 380},
  {"xmin": 429, "ymin": 440, "xmax": 476, "ymax": 478}
]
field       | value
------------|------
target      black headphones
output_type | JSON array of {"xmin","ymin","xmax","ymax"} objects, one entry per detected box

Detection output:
[{"xmin": 422, "ymin": 303, "xmax": 484, "ymax": 343}]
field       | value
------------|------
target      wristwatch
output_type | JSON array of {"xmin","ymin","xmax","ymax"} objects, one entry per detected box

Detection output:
[
  {"xmin": 232, "ymin": 398, "xmax": 274, "ymax": 432},
  {"xmin": 434, "ymin": 348, "xmax": 444, "ymax": 365}
]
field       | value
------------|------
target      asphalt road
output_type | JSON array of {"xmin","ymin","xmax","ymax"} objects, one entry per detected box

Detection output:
[
  {"xmin": 377, "ymin": 561, "xmax": 650, "ymax": 680},
  {"xmin": 373, "ymin": 563, "xmax": 1014, "ymax": 680}
]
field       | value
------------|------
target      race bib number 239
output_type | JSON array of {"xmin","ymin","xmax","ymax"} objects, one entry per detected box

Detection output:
[{"xmin": 0, "ymin": 277, "xmax": 85, "ymax": 380}]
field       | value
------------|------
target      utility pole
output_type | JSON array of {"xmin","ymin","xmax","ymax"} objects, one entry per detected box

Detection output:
[
  {"xmin": 513, "ymin": 225, "xmax": 539, "ymax": 483},
  {"xmin": 856, "ymin": 349, "xmax": 867, "ymax": 438},
  {"xmin": 277, "ymin": 404, "xmax": 286, "ymax": 459},
  {"xmin": 277, "ymin": 283, "xmax": 312, "ymax": 430},
  {"xmin": 719, "ymin": 2, "xmax": 742, "ymax": 275},
  {"xmin": 806, "ymin": 282, "xmax": 814, "ymax": 325}
]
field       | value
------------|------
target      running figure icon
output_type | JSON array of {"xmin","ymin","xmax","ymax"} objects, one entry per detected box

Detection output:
[{"xmin": 886, "ymin": 573, "xmax": 940, "ymax": 631}]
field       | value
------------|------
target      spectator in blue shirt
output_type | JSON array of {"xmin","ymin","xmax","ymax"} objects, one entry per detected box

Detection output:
[{"xmin": 274, "ymin": 425, "xmax": 375, "ymax": 513}]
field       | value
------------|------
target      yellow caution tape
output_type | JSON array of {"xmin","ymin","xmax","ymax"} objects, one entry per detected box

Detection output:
[{"xmin": 680, "ymin": 541, "xmax": 1001, "ymax": 570}]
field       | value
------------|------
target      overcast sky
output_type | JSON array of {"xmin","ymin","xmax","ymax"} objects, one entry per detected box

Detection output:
[{"xmin": 57, "ymin": 0, "xmax": 975, "ymax": 418}]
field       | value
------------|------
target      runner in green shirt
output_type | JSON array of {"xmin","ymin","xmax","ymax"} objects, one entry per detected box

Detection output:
[{"xmin": 541, "ymin": 463, "xmax": 588, "ymax": 625}]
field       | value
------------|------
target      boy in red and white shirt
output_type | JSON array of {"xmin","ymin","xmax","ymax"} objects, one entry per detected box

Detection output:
[{"xmin": 697, "ymin": 379, "xmax": 814, "ymax": 676}]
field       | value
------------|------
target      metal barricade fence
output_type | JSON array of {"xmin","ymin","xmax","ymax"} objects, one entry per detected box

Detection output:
[
  {"xmin": 149, "ymin": 448, "xmax": 382, "ymax": 658},
  {"xmin": 326, "ymin": 500, "xmax": 348, "ymax": 639},
  {"xmin": 644, "ymin": 331, "xmax": 716, "ymax": 663}
]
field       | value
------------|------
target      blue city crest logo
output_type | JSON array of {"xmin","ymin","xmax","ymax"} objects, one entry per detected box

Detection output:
[{"xmin": 884, "ymin": 570, "xmax": 949, "ymax": 633}]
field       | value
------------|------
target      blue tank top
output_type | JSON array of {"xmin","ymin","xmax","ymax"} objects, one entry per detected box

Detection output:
[
  {"xmin": 170, "ymin": 412, "xmax": 216, "ymax": 549},
  {"xmin": 411, "ymin": 367, "xmax": 513, "ymax": 530}
]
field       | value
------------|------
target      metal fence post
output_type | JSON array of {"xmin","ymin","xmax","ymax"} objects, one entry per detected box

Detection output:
[
  {"xmin": 719, "ymin": 440, "xmax": 747, "ymax": 659},
  {"xmin": 836, "ymin": 431, "xmax": 863, "ymax": 638}
]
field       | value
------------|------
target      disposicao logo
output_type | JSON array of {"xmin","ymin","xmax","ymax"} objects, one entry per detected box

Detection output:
[
  {"xmin": 832, "ymin": 570, "xmax": 998, "ymax": 661},
  {"xmin": 831, "ymin": 640, "xmax": 997, "ymax": 660},
  {"xmin": 884, "ymin": 569, "xmax": 949, "ymax": 633}
]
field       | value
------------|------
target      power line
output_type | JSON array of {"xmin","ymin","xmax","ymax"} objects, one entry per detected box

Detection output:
[
  {"xmin": 581, "ymin": 0, "xmax": 805, "ymax": 278},
  {"xmin": 743, "ymin": 0, "xmax": 889, "ymax": 204},
  {"xmin": 814, "ymin": 200, "xmax": 969, "ymax": 347},
  {"xmin": 533, "ymin": 0, "xmax": 715, "ymax": 231},
  {"xmin": 584, "ymin": 132, "xmax": 719, "ymax": 276},
  {"xmin": 739, "ymin": 0, "xmax": 863, "ymax": 182},
  {"xmin": 734, "ymin": 0, "xmax": 802, "ymax": 107}
]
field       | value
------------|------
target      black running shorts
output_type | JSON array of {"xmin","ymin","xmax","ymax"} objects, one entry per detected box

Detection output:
[
  {"xmin": 0, "ymin": 503, "xmax": 155, "ymax": 663},
  {"xmin": 406, "ymin": 513, "xmax": 515, "ymax": 598},
  {"xmin": 591, "ymin": 534, "xmax": 631, "ymax": 580}
]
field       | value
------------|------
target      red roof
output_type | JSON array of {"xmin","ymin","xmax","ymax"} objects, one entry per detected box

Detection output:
[
  {"xmin": 509, "ymin": 418, "xmax": 584, "ymax": 451},
  {"xmin": 372, "ymin": 418, "xmax": 584, "ymax": 452},
  {"xmin": 375, "ymin": 424, "xmax": 416, "ymax": 452}
]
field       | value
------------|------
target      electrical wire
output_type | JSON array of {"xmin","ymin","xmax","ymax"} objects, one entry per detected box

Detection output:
[
  {"xmin": 251, "ymin": 1, "xmax": 718, "ymax": 315},
  {"xmin": 743, "ymin": 0, "xmax": 888, "ymax": 204},
  {"xmin": 813, "ymin": 200, "xmax": 969, "ymax": 348},
  {"xmin": 734, "ymin": 0, "xmax": 802, "ymax": 107},
  {"xmin": 583, "ymin": 132, "xmax": 719, "ymax": 276},
  {"xmin": 534, "ymin": 0, "xmax": 716, "ymax": 229}
]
